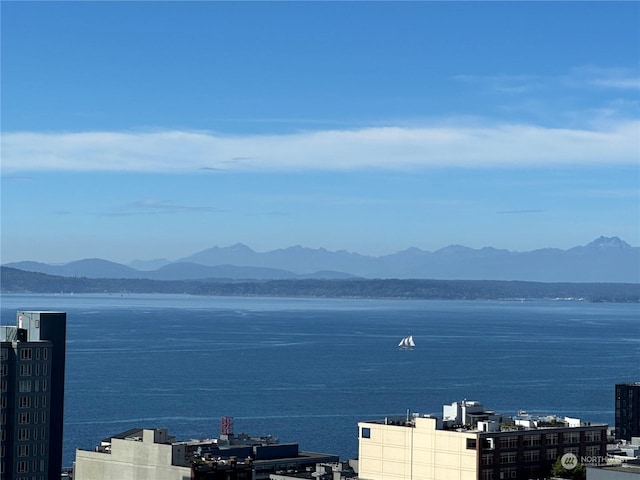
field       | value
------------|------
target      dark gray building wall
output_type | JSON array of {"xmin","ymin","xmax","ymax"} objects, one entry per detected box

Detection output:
[
  {"xmin": 37, "ymin": 312, "xmax": 66, "ymax": 480},
  {"xmin": 1, "ymin": 341, "xmax": 17, "ymax": 479},
  {"xmin": 0, "ymin": 311, "xmax": 66, "ymax": 480},
  {"xmin": 616, "ymin": 383, "xmax": 640, "ymax": 441},
  {"xmin": 477, "ymin": 425, "xmax": 608, "ymax": 480}
]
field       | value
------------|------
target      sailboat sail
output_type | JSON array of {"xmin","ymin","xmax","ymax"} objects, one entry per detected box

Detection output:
[{"xmin": 398, "ymin": 335, "xmax": 415, "ymax": 349}]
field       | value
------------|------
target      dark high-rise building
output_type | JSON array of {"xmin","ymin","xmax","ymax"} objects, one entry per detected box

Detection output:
[
  {"xmin": 1, "ymin": 311, "xmax": 67, "ymax": 480},
  {"xmin": 615, "ymin": 382, "xmax": 640, "ymax": 441}
]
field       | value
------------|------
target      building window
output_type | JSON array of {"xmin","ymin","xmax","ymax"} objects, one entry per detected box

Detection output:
[
  {"xmin": 18, "ymin": 445, "xmax": 29, "ymax": 457},
  {"xmin": 481, "ymin": 470, "xmax": 494, "ymax": 480},
  {"xmin": 467, "ymin": 438, "xmax": 477, "ymax": 449},
  {"xmin": 35, "ymin": 364, "xmax": 40, "ymax": 376},
  {"xmin": 481, "ymin": 438, "xmax": 495, "ymax": 450},
  {"xmin": 41, "ymin": 380, "xmax": 47, "ymax": 392},
  {"xmin": 499, "ymin": 437, "xmax": 518, "ymax": 449},
  {"xmin": 500, "ymin": 452, "xmax": 517, "ymax": 464},
  {"xmin": 564, "ymin": 446, "xmax": 579, "ymax": 455},
  {"xmin": 0, "ymin": 364, "xmax": 7, "ymax": 376},
  {"xmin": 41, "ymin": 412, "xmax": 46, "ymax": 423},
  {"xmin": 564, "ymin": 432, "xmax": 580, "ymax": 444},
  {"xmin": 0, "ymin": 412, "xmax": 5, "ymax": 425},
  {"xmin": 20, "ymin": 364, "xmax": 32, "ymax": 376},
  {"xmin": 523, "ymin": 434, "xmax": 541, "ymax": 446},
  {"xmin": 499, "ymin": 467, "xmax": 517, "ymax": 479},
  {"xmin": 0, "ymin": 380, "xmax": 6, "ymax": 392},
  {"xmin": 18, "ymin": 428, "xmax": 29, "ymax": 440},
  {"xmin": 523, "ymin": 450, "xmax": 540, "ymax": 462},
  {"xmin": 0, "ymin": 348, "xmax": 7, "ymax": 360},
  {"xmin": 361, "ymin": 427, "xmax": 371, "ymax": 439},
  {"xmin": 43, "ymin": 350, "xmax": 48, "ymax": 360},
  {"xmin": 585, "ymin": 445, "xmax": 601, "ymax": 456},
  {"xmin": 482, "ymin": 454, "xmax": 494, "ymax": 466},
  {"xmin": 0, "ymin": 397, "xmax": 6, "ymax": 409},
  {"xmin": 35, "ymin": 349, "xmax": 40, "ymax": 360},
  {"xmin": 19, "ymin": 380, "xmax": 31, "ymax": 392},
  {"xmin": 17, "ymin": 460, "xmax": 28, "ymax": 472},
  {"xmin": 585, "ymin": 431, "xmax": 601, "ymax": 443},
  {"xmin": 545, "ymin": 433, "xmax": 558, "ymax": 445},
  {"xmin": 18, "ymin": 412, "xmax": 30, "ymax": 424},
  {"xmin": 20, "ymin": 349, "xmax": 32, "ymax": 360},
  {"xmin": 42, "ymin": 364, "xmax": 47, "ymax": 376},
  {"xmin": 546, "ymin": 448, "xmax": 558, "ymax": 460}
]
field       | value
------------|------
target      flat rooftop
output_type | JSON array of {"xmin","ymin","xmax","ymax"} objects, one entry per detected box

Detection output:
[{"xmin": 361, "ymin": 400, "xmax": 608, "ymax": 434}]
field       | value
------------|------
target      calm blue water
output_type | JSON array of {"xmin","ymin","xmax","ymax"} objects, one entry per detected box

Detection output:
[{"xmin": 1, "ymin": 294, "xmax": 638, "ymax": 467}]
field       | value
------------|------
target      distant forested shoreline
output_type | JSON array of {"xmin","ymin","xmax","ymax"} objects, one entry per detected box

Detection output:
[{"xmin": 1, "ymin": 266, "xmax": 638, "ymax": 302}]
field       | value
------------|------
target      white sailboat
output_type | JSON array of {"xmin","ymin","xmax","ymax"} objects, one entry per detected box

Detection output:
[{"xmin": 398, "ymin": 334, "xmax": 415, "ymax": 350}]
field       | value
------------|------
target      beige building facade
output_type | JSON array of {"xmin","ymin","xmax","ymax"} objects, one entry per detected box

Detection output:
[
  {"xmin": 74, "ymin": 426, "xmax": 339, "ymax": 480},
  {"xmin": 358, "ymin": 400, "xmax": 608, "ymax": 480},
  {"xmin": 359, "ymin": 416, "xmax": 477, "ymax": 480},
  {"xmin": 74, "ymin": 429, "xmax": 191, "ymax": 480}
]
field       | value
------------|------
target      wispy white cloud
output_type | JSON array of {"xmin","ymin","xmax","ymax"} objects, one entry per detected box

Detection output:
[
  {"xmin": 455, "ymin": 67, "xmax": 640, "ymax": 93},
  {"xmin": 553, "ymin": 188, "xmax": 640, "ymax": 200},
  {"xmin": 591, "ymin": 77, "xmax": 640, "ymax": 89},
  {"xmin": 571, "ymin": 66, "xmax": 640, "ymax": 90},
  {"xmin": 453, "ymin": 74, "xmax": 542, "ymax": 94},
  {"xmin": 102, "ymin": 199, "xmax": 226, "ymax": 216},
  {"xmin": 2, "ymin": 120, "xmax": 638, "ymax": 173},
  {"xmin": 498, "ymin": 209, "xmax": 546, "ymax": 214},
  {"xmin": 0, "ymin": 175, "xmax": 33, "ymax": 181}
]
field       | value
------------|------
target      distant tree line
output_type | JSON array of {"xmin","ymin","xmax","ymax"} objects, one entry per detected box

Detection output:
[{"xmin": 1, "ymin": 266, "xmax": 639, "ymax": 302}]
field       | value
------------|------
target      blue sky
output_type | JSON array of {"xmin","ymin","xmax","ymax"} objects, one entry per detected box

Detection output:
[{"xmin": 1, "ymin": 2, "xmax": 639, "ymax": 264}]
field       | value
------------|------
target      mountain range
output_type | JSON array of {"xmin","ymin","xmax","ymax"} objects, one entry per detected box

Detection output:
[{"xmin": 4, "ymin": 236, "xmax": 639, "ymax": 283}]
